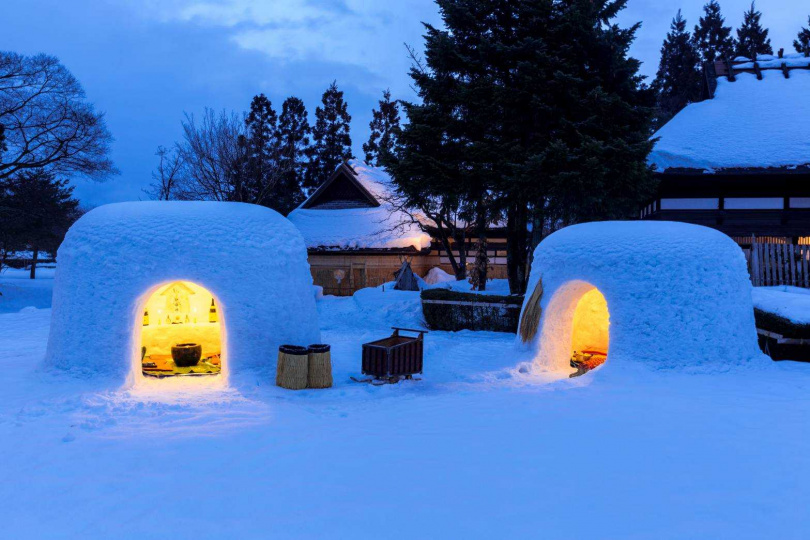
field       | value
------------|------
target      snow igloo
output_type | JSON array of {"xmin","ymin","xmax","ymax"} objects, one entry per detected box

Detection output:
[
  {"xmin": 45, "ymin": 202, "xmax": 321, "ymax": 387},
  {"xmin": 518, "ymin": 221, "xmax": 762, "ymax": 373}
]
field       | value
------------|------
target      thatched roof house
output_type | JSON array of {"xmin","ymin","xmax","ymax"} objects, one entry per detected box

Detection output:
[{"xmin": 644, "ymin": 53, "xmax": 810, "ymax": 243}]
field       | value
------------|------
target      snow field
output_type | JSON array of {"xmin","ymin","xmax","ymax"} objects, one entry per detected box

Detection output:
[{"xmin": 1, "ymin": 247, "xmax": 809, "ymax": 538}]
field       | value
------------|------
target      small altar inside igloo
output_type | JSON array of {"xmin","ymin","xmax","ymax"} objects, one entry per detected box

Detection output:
[{"xmin": 45, "ymin": 201, "xmax": 321, "ymax": 387}]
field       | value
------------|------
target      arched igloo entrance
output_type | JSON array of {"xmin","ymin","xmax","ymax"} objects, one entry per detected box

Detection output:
[
  {"xmin": 522, "ymin": 279, "xmax": 610, "ymax": 374},
  {"xmin": 139, "ymin": 281, "xmax": 224, "ymax": 378},
  {"xmin": 518, "ymin": 221, "xmax": 763, "ymax": 373},
  {"xmin": 46, "ymin": 201, "xmax": 321, "ymax": 387}
]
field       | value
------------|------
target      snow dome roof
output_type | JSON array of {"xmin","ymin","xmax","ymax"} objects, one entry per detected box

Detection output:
[
  {"xmin": 45, "ymin": 201, "xmax": 320, "ymax": 386},
  {"xmin": 650, "ymin": 56, "xmax": 810, "ymax": 173},
  {"xmin": 288, "ymin": 160, "xmax": 432, "ymax": 251},
  {"xmin": 519, "ymin": 221, "xmax": 763, "ymax": 372}
]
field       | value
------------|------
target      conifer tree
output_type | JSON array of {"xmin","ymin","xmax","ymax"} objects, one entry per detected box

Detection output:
[
  {"xmin": 653, "ymin": 10, "xmax": 702, "ymax": 125},
  {"xmin": 243, "ymin": 94, "xmax": 280, "ymax": 206},
  {"xmin": 275, "ymin": 97, "xmax": 310, "ymax": 214},
  {"xmin": 390, "ymin": 0, "xmax": 656, "ymax": 293},
  {"xmin": 693, "ymin": 1, "xmax": 736, "ymax": 63},
  {"xmin": 363, "ymin": 89, "xmax": 401, "ymax": 167},
  {"xmin": 735, "ymin": 2, "xmax": 772, "ymax": 59},
  {"xmin": 795, "ymin": 16, "xmax": 810, "ymax": 56},
  {"xmin": 306, "ymin": 81, "xmax": 352, "ymax": 189},
  {"xmin": 0, "ymin": 169, "xmax": 79, "ymax": 279}
]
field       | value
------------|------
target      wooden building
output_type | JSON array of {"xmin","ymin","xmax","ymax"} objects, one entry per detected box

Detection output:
[
  {"xmin": 287, "ymin": 160, "xmax": 508, "ymax": 295},
  {"xmin": 644, "ymin": 53, "xmax": 810, "ymax": 246}
]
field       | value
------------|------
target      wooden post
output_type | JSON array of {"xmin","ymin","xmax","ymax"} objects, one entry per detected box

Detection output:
[
  {"xmin": 724, "ymin": 58, "xmax": 736, "ymax": 82},
  {"xmin": 751, "ymin": 234, "xmax": 759, "ymax": 287}
]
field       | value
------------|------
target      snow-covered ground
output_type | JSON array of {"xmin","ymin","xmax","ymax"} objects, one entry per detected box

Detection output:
[{"xmin": 1, "ymin": 270, "xmax": 809, "ymax": 538}]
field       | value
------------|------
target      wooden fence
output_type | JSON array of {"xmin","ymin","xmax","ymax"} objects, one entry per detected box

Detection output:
[{"xmin": 748, "ymin": 242, "xmax": 810, "ymax": 287}]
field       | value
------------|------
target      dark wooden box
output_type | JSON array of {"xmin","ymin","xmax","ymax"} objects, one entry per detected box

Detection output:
[{"xmin": 362, "ymin": 327, "xmax": 426, "ymax": 379}]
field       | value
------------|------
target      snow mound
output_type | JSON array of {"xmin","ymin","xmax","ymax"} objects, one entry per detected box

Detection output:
[
  {"xmin": 45, "ymin": 202, "xmax": 320, "ymax": 385},
  {"xmin": 519, "ymin": 221, "xmax": 763, "ymax": 371},
  {"xmin": 650, "ymin": 68, "xmax": 810, "ymax": 172},
  {"xmin": 423, "ymin": 267, "xmax": 455, "ymax": 285},
  {"xmin": 752, "ymin": 286, "xmax": 810, "ymax": 324}
]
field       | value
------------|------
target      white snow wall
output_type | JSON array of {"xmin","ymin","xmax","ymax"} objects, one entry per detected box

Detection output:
[
  {"xmin": 45, "ymin": 202, "xmax": 321, "ymax": 384},
  {"xmin": 519, "ymin": 221, "xmax": 762, "ymax": 371}
]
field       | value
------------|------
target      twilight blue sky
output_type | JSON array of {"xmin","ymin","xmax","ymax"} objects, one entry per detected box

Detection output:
[{"xmin": 3, "ymin": 0, "xmax": 806, "ymax": 206}]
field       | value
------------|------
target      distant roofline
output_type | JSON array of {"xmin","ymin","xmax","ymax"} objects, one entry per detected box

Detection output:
[{"xmin": 300, "ymin": 161, "xmax": 381, "ymax": 210}]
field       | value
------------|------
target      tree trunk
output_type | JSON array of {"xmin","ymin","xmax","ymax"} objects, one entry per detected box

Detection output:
[
  {"xmin": 453, "ymin": 228, "xmax": 468, "ymax": 281},
  {"xmin": 474, "ymin": 197, "xmax": 488, "ymax": 291},
  {"xmin": 522, "ymin": 208, "xmax": 546, "ymax": 290},
  {"xmin": 506, "ymin": 201, "xmax": 530, "ymax": 295},
  {"xmin": 434, "ymin": 220, "xmax": 464, "ymax": 281},
  {"xmin": 29, "ymin": 245, "xmax": 38, "ymax": 280}
]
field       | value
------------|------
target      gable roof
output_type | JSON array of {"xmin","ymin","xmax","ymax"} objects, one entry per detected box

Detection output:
[
  {"xmin": 650, "ymin": 54, "xmax": 810, "ymax": 173},
  {"xmin": 287, "ymin": 160, "xmax": 432, "ymax": 251},
  {"xmin": 301, "ymin": 162, "xmax": 380, "ymax": 209}
]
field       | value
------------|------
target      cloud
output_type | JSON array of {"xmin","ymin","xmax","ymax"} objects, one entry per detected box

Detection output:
[{"xmin": 131, "ymin": 0, "xmax": 440, "ymax": 90}]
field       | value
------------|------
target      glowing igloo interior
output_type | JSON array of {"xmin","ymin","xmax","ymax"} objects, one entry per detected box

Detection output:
[
  {"xmin": 140, "ymin": 281, "xmax": 223, "ymax": 378},
  {"xmin": 570, "ymin": 287, "xmax": 610, "ymax": 370}
]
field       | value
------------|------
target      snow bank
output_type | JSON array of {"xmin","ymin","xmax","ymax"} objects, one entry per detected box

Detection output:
[
  {"xmin": 45, "ymin": 202, "xmax": 320, "ymax": 386},
  {"xmin": 423, "ymin": 267, "xmax": 455, "ymax": 285},
  {"xmin": 752, "ymin": 286, "xmax": 810, "ymax": 324},
  {"xmin": 520, "ymin": 221, "xmax": 763, "ymax": 371},
  {"xmin": 650, "ymin": 66, "xmax": 810, "ymax": 172},
  {"xmin": 288, "ymin": 160, "xmax": 431, "ymax": 250}
]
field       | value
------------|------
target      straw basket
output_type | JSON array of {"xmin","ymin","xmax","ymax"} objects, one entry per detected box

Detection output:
[
  {"xmin": 276, "ymin": 345, "xmax": 308, "ymax": 390},
  {"xmin": 307, "ymin": 344, "xmax": 333, "ymax": 389}
]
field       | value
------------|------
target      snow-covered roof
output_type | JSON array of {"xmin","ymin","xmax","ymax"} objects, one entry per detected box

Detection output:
[
  {"xmin": 288, "ymin": 160, "xmax": 432, "ymax": 251},
  {"xmin": 650, "ymin": 56, "xmax": 810, "ymax": 173}
]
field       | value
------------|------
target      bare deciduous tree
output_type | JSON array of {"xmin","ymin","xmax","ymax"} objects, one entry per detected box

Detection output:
[
  {"xmin": 174, "ymin": 108, "xmax": 248, "ymax": 202},
  {"xmin": 0, "ymin": 51, "xmax": 116, "ymax": 181},
  {"xmin": 145, "ymin": 145, "xmax": 184, "ymax": 201}
]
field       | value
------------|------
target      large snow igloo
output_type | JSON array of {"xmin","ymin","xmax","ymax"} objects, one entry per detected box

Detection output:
[
  {"xmin": 518, "ymin": 221, "xmax": 762, "ymax": 372},
  {"xmin": 45, "ymin": 202, "xmax": 320, "ymax": 386}
]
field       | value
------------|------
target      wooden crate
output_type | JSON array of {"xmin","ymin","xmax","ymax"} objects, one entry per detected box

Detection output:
[{"xmin": 362, "ymin": 327, "xmax": 426, "ymax": 379}]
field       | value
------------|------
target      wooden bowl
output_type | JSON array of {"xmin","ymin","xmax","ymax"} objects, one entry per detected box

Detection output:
[{"xmin": 171, "ymin": 343, "xmax": 202, "ymax": 367}]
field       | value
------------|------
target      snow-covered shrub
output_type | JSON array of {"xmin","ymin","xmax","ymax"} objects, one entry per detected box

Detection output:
[{"xmin": 421, "ymin": 289, "xmax": 523, "ymax": 332}]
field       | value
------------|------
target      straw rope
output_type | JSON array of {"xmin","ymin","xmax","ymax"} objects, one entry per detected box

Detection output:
[{"xmin": 519, "ymin": 278, "xmax": 543, "ymax": 343}]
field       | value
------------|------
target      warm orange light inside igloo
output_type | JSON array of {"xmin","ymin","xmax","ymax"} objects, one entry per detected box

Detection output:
[
  {"xmin": 140, "ymin": 281, "xmax": 222, "ymax": 378},
  {"xmin": 570, "ymin": 288, "xmax": 610, "ymax": 372}
]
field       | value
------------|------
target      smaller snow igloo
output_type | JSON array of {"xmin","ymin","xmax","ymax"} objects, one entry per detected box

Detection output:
[
  {"xmin": 45, "ymin": 202, "xmax": 321, "ymax": 386},
  {"xmin": 518, "ymin": 221, "xmax": 762, "ymax": 372}
]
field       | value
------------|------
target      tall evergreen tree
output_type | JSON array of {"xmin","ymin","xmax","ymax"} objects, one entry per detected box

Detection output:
[
  {"xmin": 390, "ymin": 0, "xmax": 656, "ymax": 293},
  {"xmin": 693, "ymin": 1, "xmax": 736, "ymax": 63},
  {"xmin": 305, "ymin": 81, "xmax": 352, "ymax": 189},
  {"xmin": 275, "ymin": 97, "xmax": 310, "ymax": 214},
  {"xmin": 735, "ymin": 2, "xmax": 772, "ymax": 59},
  {"xmin": 653, "ymin": 10, "xmax": 702, "ymax": 125},
  {"xmin": 795, "ymin": 16, "xmax": 810, "ymax": 56},
  {"xmin": 363, "ymin": 89, "xmax": 401, "ymax": 167},
  {"xmin": 243, "ymin": 94, "xmax": 280, "ymax": 206}
]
